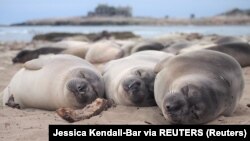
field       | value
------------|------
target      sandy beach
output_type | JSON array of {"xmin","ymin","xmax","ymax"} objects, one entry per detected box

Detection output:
[
  {"xmin": 0, "ymin": 35, "xmax": 250, "ymax": 140},
  {"xmin": 1, "ymin": 1, "xmax": 250, "ymax": 140}
]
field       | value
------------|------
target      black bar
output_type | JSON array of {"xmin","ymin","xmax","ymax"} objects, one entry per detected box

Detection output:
[{"xmin": 49, "ymin": 125, "xmax": 249, "ymax": 140}]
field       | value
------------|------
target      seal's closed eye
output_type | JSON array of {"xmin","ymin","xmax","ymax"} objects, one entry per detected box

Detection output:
[
  {"xmin": 218, "ymin": 75, "xmax": 231, "ymax": 88},
  {"xmin": 136, "ymin": 70, "xmax": 142, "ymax": 76}
]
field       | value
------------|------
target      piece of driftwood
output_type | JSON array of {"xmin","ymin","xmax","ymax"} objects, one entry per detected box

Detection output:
[{"xmin": 56, "ymin": 98, "xmax": 112, "ymax": 122}]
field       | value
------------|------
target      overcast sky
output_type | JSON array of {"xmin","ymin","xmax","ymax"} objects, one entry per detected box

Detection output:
[{"xmin": 0, "ymin": 0, "xmax": 250, "ymax": 24}]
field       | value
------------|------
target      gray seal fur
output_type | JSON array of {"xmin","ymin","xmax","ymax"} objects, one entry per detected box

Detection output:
[
  {"xmin": 154, "ymin": 50, "xmax": 244, "ymax": 124},
  {"xmin": 103, "ymin": 51, "xmax": 174, "ymax": 106}
]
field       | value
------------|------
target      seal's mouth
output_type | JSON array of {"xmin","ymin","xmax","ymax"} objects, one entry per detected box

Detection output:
[
  {"xmin": 191, "ymin": 110, "xmax": 200, "ymax": 120},
  {"xmin": 167, "ymin": 109, "xmax": 202, "ymax": 124},
  {"xmin": 164, "ymin": 103, "xmax": 203, "ymax": 124},
  {"xmin": 162, "ymin": 91, "xmax": 188, "ymax": 124},
  {"xmin": 165, "ymin": 112, "xmax": 182, "ymax": 124}
]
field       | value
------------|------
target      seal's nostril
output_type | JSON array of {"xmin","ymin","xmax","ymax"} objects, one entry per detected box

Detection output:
[
  {"xmin": 166, "ymin": 103, "xmax": 183, "ymax": 112},
  {"xmin": 166, "ymin": 105, "xmax": 171, "ymax": 110},
  {"xmin": 166, "ymin": 106, "xmax": 170, "ymax": 109},
  {"xmin": 77, "ymin": 83, "xmax": 87, "ymax": 92}
]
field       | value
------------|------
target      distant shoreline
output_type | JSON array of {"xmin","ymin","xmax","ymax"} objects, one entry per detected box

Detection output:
[{"xmin": 10, "ymin": 16, "xmax": 250, "ymax": 26}]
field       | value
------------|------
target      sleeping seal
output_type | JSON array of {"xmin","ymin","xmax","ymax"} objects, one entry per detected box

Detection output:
[
  {"xmin": 206, "ymin": 42, "xmax": 250, "ymax": 67},
  {"xmin": 103, "ymin": 51, "xmax": 174, "ymax": 106},
  {"xmin": 154, "ymin": 50, "xmax": 244, "ymax": 124},
  {"xmin": 3, "ymin": 54, "xmax": 104, "ymax": 110}
]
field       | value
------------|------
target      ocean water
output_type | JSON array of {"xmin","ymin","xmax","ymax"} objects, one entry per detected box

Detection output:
[{"xmin": 0, "ymin": 25, "xmax": 250, "ymax": 42}]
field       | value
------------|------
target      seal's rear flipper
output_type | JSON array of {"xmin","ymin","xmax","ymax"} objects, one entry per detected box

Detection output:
[
  {"xmin": 5, "ymin": 95, "xmax": 20, "ymax": 109},
  {"xmin": 23, "ymin": 58, "xmax": 44, "ymax": 70}
]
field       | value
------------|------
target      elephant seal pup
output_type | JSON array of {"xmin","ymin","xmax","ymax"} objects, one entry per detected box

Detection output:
[
  {"xmin": 103, "ymin": 51, "xmax": 174, "ymax": 106},
  {"xmin": 206, "ymin": 42, "xmax": 250, "ymax": 67},
  {"xmin": 154, "ymin": 50, "xmax": 244, "ymax": 124},
  {"xmin": 130, "ymin": 41, "xmax": 165, "ymax": 53},
  {"xmin": 214, "ymin": 36, "xmax": 245, "ymax": 45},
  {"xmin": 85, "ymin": 40, "xmax": 123, "ymax": 64},
  {"xmin": 3, "ymin": 54, "xmax": 104, "ymax": 110},
  {"xmin": 13, "ymin": 41, "xmax": 90, "ymax": 63},
  {"xmin": 162, "ymin": 42, "xmax": 192, "ymax": 54},
  {"xmin": 12, "ymin": 47, "xmax": 65, "ymax": 63},
  {"xmin": 177, "ymin": 43, "xmax": 216, "ymax": 54}
]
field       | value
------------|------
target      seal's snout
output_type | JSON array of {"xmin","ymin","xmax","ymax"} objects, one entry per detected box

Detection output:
[
  {"xmin": 77, "ymin": 83, "xmax": 88, "ymax": 93},
  {"xmin": 67, "ymin": 78, "xmax": 93, "ymax": 104},
  {"xmin": 67, "ymin": 79, "xmax": 89, "ymax": 95},
  {"xmin": 122, "ymin": 78, "xmax": 146, "ymax": 104},
  {"xmin": 123, "ymin": 78, "xmax": 142, "ymax": 94},
  {"xmin": 164, "ymin": 92, "xmax": 187, "ymax": 114},
  {"xmin": 165, "ymin": 102, "xmax": 184, "ymax": 112},
  {"xmin": 128, "ymin": 80, "xmax": 141, "ymax": 93}
]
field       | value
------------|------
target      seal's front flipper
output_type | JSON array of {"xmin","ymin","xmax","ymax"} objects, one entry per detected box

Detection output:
[
  {"xmin": 5, "ymin": 95, "xmax": 20, "ymax": 109},
  {"xmin": 23, "ymin": 58, "xmax": 44, "ymax": 70}
]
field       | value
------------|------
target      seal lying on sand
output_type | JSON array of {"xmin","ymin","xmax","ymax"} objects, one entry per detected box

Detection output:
[
  {"xmin": 176, "ymin": 41, "xmax": 250, "ymax": 67},
  {"xmin": 214, "ymin": 36, "xmax": 246, "ymax": 45},
  {"xmin": 177, "ymin": 43, "xmax": 216, "ymax": 54},
  {"xmin": 12, "ymin": 47, "xmax": 65, "ymax": 63},
  {"xmin": 13, "ymin": 41, "xmax": 89, "ymax": 63},
  {"xmin": 206, "ymin": 42, "xmax": 250, "ymax": 67},
  {"xmin": 3, "ymin": 54, "xmax": 104, "ymax": 110},
  {"xmin": 162, "ymin": 42, "xmax": 192, "ymax": 54},
  {"xmin": 130, "ymin": 41, "xmax": 165, "ymax": 53},
  {"xmin": 154, "ymin": 50, "xmax": 244, "ymax": 124},
  {"xmin": 103, "ymin": 51, "xmax": 174, "ymax": 106},
  {"xmin": 85, "ymin": 40, "xmax": 123, "ymax": 64}
]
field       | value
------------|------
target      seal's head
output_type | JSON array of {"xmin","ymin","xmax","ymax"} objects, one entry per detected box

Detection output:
[
  {"xmin": 119, "ymin": 68, "xmax": 156, "ymax": 106},
  {"xmin": 66, "ymin": 69, "xmax": 104, "ymax": 107},
  {"xmin": 162, "ymin": 83, "xmax": 220, "ymax": 124}
]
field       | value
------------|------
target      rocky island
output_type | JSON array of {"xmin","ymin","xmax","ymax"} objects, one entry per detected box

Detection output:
[{"xmin": 11, "ymin": 6, "xmax": 250, "ymax": 26}]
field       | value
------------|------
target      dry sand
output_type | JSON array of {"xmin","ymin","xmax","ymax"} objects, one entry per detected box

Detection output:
[{"xmin": 0, "ymin": 41, "xmax": 250, "ymax": 141}]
